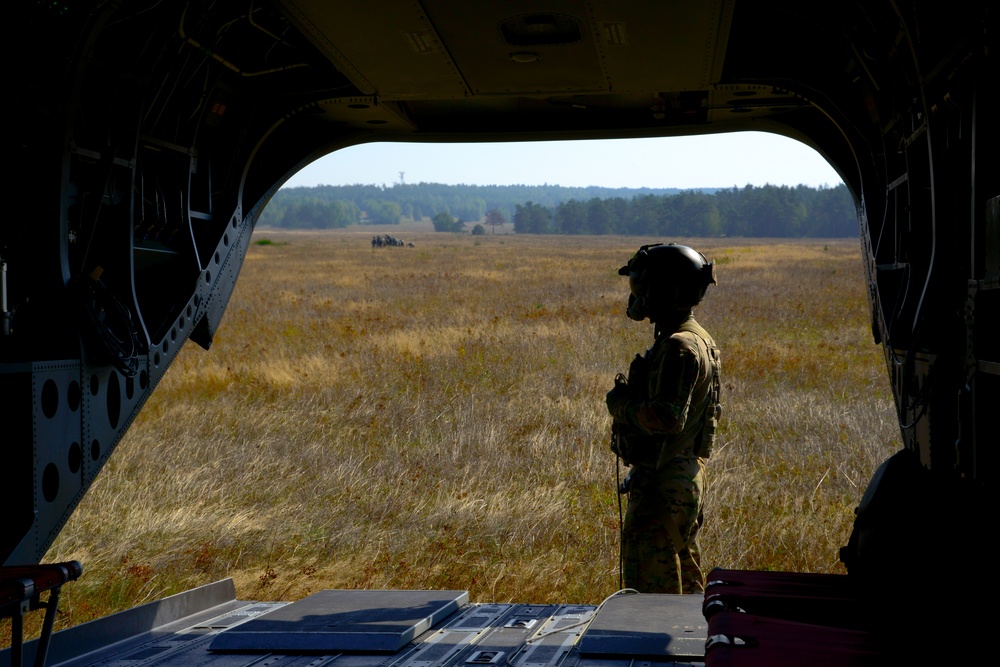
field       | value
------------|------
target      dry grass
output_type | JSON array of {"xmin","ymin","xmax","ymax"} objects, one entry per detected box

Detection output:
[{"xmin": 15, "ymin": 230, "xmax": 899, "ymax": 639}]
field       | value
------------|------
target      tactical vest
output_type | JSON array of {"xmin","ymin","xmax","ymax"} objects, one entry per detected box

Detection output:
[
  {"xmin": 677, "ymin": 318, "xmax": 722, "ymax": 461},
  {"xmin": 611, "ymin": 318, "xmax": 721, "ymax": 469}
]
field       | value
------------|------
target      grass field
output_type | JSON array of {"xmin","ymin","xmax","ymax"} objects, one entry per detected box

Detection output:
[{"xmin": 14, "ymin": 229, "xmax": 900, "ymax": 640}]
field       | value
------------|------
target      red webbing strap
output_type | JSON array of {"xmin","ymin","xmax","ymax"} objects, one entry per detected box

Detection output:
[
  {"xmin": 706, "ymin": 610, "xmax": 881, "ymax": 667},
  {"xmin": 1, "ymin": 561, "xmax": 83, "ymax": 667},
  {"xmin": 1, "ymin": 562, "xmax": 83, "ymax": 611}
]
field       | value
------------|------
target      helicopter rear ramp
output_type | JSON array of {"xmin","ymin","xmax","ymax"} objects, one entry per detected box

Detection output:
[{"xmin": 2, "ymin": 582, "xmax": 711, "ymax": 667}]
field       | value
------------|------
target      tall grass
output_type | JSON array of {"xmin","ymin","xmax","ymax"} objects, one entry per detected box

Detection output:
[{"xmin": 18, "ymin": 230, "xmax": 899, "ymax": 639}]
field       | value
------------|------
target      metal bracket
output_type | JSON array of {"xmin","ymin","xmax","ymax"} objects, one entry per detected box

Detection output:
[{"xmin": 467, "ymin": 651, "xmax": 505, "ymax": 664}]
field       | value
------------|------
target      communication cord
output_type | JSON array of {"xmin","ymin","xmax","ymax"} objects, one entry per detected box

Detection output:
[
  {"xmin": 616, "ymin": 452, "xmax": 624, "ymax": 592},
  {"xmin": 503, "ymin": 587, "xmax": 640, "ymax": 667}
]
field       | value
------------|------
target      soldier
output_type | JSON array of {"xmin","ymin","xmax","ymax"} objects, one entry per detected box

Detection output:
[{"xmin": 606, "ymin": 243, "xmax": 721, "ymax": 594}]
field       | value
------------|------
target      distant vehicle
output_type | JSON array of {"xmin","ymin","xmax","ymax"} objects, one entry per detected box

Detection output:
[{"xmin": 2, "ymin": 1, "xmax": 994, "ymax": 665}]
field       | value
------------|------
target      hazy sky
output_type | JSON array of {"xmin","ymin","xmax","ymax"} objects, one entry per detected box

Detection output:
[{"xmin": 282, "ymin": 131, "xmax": 844, "ymax": 190}]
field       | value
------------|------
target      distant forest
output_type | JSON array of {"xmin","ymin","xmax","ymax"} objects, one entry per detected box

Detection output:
[{"xmin": 258, "ymin": 182, "xmax": 858, "ymax": 237}]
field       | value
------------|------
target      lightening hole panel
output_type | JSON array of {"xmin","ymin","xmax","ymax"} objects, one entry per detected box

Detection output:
[
  {"xmin": 68, "ymin": 442, "xmax": 82, "ymax": 474},
  {"xmin": 106, "ymin": 371, "xmax": 121, "ymax": 429},
  {"xmin": 42, "ymin": 463, "xmax": 59, "ymax": 502},
  {"xmin": 41, "ymin": 379, "xmax": 59, "ymax": 418},
  {"xmin": 67, "ymin": 380, "xmax": 81, "ymax": 412}
]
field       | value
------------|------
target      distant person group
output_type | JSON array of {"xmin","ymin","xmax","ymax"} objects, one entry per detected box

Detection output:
[{"xmin": 371, "ymin": 234, "xmax": 411, "ymax": 248}]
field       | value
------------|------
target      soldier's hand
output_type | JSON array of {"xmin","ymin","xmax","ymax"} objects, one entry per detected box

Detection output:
[
  {"xmin": 627, "ymin": 353, "xmax": 645, "ymax": 381},
  {"xmin": 606, "ymin": 384, "xmax": 630, "ymax": 416},
  {"xmin": 618, "ymin": 472, "xmax": 633, "ymax": 495}
]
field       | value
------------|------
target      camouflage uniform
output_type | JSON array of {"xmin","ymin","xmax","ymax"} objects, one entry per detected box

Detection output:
[{"xmin": 607, "ymin": 313, "xmax": 720, "ymax": 594}]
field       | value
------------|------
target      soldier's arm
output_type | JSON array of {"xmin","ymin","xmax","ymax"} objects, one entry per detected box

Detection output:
[{"xmin": 607, "ymin": 336, "xmax": 699, "ymax": 435}]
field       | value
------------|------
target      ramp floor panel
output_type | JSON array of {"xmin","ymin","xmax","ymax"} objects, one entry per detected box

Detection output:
[
  {"xmin": 5, "ymin": 584, "xmax": 711, "ymax": 667},
  {"xmin": 577, "ymin": 593, "xmax": 707, "ymax": 660},
  {"xmin": 207, "ymin": 589, "xmax": 469, "ymax": 653}
]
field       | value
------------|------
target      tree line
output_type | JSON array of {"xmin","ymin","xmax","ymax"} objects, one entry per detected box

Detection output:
[
  {"xmin": 258, "ymin": 182, "xmax": 689, "ymax": 229},
  {"xmin": 514, "ymin": 184, "xmax": 856, "ymax": 237},
  {"xmin": 258, "ymin": 182, "xmax": 858, "ymax": 237}
]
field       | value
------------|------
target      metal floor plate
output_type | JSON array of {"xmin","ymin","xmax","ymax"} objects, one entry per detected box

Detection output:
[
  {"xmin": 207, "ymin": 589, "xmax": 469, "ymax": 653},
  {"xmin": 4, "ymin": 581, "xmax": 707, "ymax": 667},
  {"xmin": 577, "ymin": 593, "xmax": 707, "ymax": 660}
]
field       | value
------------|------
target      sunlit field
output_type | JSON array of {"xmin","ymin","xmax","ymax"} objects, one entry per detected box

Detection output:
[{"xmin": 26, "ymin": 229, "xmax": 900, "ymax": 637}]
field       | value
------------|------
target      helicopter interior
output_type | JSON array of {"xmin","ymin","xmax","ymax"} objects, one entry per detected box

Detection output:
[{"xmin": 1, "ymin": 1, "xmax": 996, "ymax": 664}]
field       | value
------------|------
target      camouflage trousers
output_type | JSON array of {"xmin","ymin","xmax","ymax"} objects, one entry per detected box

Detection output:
[{"xmin": 622, "ymin": 455, "xmax": 705, "ymax": 594}]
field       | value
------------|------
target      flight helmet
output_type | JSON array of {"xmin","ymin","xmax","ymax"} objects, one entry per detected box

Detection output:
[{"xmin": 618, "ymin": 243, "xmax": 717, "ymax": 321}]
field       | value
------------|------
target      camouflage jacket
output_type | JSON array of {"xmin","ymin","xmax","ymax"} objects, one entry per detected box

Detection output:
[{"xmin": 607, "ymin": 314, "xmax": 721, "ymax": 469}]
